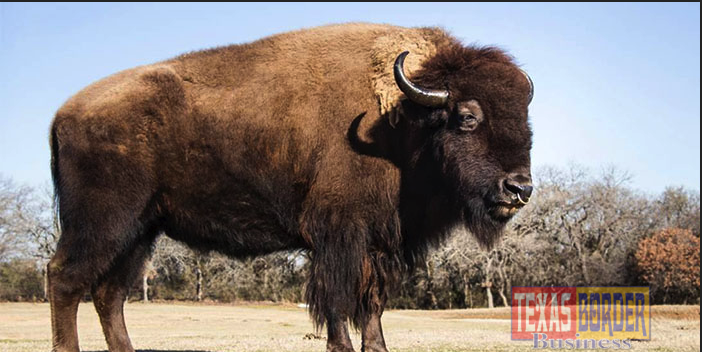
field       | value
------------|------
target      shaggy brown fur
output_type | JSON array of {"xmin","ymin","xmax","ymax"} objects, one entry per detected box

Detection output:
[{"xmin": 48, "ymin": 23, "xmax": 533, "ymax": 352}]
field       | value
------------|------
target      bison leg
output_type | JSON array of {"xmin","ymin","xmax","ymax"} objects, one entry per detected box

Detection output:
[
  {"xmin": 48, "ymin": 235, "xmax": 129, "ymax": 352},
  {"xmin": 361, "ymin": 312, "xmax": 387, "ymax": 352},
  {"xmin": 48, "ymin": 227, "xmax": 151, "ymax": 352},
  {"xmin": 326, "ymin": 312, "xmax": 355, "ymax": 352},
  {"xmin": 49, "ymin": 122, "xmax": 158, "ymax": 352},
  {"xmin": 91, "ymin": 233, "xmax": 157, "ymax": 352},
  {"xmin": 49, "ymin": 221, "xmax": 154, "ymax": 352},
  {"xmin": 361, "ymin": 274, "xmax": 388, "ymax": 352},
  {"xmin": 47, "ymin": 251, "xmax": 83, "ymax": 352},
  {"xmin": 306, "ymin": 256, "xmax": 356, "ymax": 351}
]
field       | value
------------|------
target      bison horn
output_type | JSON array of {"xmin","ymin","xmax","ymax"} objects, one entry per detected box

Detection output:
[
  {"xmin": 520, "ymin": 69, "xmax": 534, "ymax": 104},
  {"xmin": 394, "ymin": 51, "xmax": 449, "ymax": 108}
]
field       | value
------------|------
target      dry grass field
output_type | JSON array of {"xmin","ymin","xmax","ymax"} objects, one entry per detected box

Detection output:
[{"xmin": 0, "ymin": 302, "xmax": 698, "ymax": 352}]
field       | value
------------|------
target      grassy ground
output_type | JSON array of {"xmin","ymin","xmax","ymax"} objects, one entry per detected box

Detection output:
[{"xmin": 0, "ymin": 302, "xmax": 698, "ymax": 352}]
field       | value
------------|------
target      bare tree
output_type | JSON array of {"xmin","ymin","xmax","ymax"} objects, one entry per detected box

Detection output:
[
  {"xmin": 656, "ymin": 187, "xmax": 700, "ymax": 236},
  {"xmin": 0, "ymin": 176, "xmax": 33, "ymax": 260},
  {"xmin": 0, "ymin": 176, "xmax": 59, "ymax": 300}
]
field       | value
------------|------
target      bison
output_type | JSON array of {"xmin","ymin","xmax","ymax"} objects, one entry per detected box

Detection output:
[{"xmin": 48, "ymin": 23, "xmax": 534, "ymax": 352}]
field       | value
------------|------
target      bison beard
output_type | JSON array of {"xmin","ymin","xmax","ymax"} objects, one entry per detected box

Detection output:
[
  {"xmin": 463, "ymin": 197, "xmax": 508, "ymax": 249},
  {"xmin": 47, "ymin": 23, "xmax": 533, "ymax": 352}
]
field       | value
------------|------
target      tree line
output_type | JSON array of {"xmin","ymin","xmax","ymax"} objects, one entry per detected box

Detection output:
[{"xmin": 1, "ymin": 165, "xmax": 699, "ymax": 307}]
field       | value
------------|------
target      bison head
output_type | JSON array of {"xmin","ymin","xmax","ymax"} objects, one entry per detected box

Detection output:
[{"xmin": 394, "ymin": 48, "xmax": 533, "ymax": 247}]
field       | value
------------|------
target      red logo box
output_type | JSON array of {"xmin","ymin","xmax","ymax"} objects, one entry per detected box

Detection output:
[{"xmin": 511, "ymin": 287, "xmax": 577, "ymax": 340}]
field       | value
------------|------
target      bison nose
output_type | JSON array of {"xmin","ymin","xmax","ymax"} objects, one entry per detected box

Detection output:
[{"xmin": 503, "ymin": 177, "xmax": 533, "ymax": 204}]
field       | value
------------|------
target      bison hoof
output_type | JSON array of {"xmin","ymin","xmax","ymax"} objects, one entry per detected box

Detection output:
[{"xmin": 327, "ymin": 345, "xmax": 356, "ymax": 352}]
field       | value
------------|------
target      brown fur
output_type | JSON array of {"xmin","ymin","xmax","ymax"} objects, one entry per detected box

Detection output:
[{"xmin": 48, "ymin": 23, "xmax": 533, "ymax": 352}]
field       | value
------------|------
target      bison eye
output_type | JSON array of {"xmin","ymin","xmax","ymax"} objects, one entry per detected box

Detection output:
[{"xmin": 458, "ymin": 113, "xmax": 479, "ymax": 131}]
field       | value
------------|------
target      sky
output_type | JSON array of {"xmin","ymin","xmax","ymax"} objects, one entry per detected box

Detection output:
[{"xmin": 0, "ymin": 3, "xmax": 699, "ymax": 194}]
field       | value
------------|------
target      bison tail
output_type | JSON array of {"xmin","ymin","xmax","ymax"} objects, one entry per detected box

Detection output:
[{"xmin": 49, "ymin": 123, "xmax": 62, "ymax": 232}]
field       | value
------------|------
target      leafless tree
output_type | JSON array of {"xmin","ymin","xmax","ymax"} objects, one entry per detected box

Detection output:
[
  {"xmin": 0, "ymin": 176, "xmax": 59, "ymax": 299},
  {"xmin": 0, "ymin": 176, "xmax": 33, "ymax": 261}
]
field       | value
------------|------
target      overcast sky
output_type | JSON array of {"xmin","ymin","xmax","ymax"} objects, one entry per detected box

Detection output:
[{"xmin": 1, "ymin": 3, "xmax": 699, "ymax": 194}]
